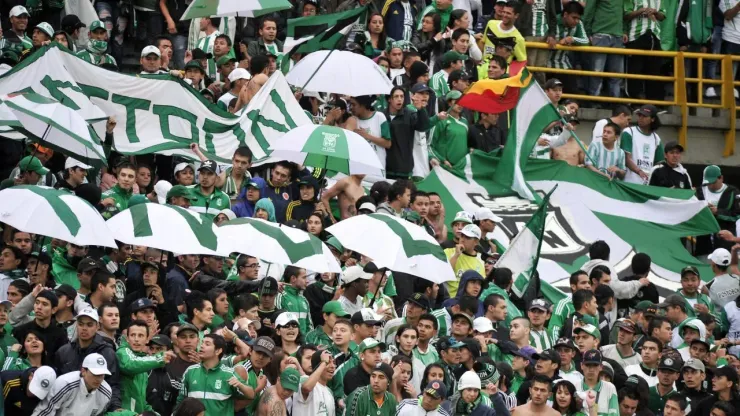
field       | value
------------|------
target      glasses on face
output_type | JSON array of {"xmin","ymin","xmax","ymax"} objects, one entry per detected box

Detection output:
[
  {"xmin": 281, "ymin": 322, "xmax": 299, "ymax": 329},
  {"xmin": 240, "ymin": 263, "xmax": 260, "ymax": 269}
]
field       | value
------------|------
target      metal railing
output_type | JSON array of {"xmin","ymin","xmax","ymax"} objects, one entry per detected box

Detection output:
[{"xmin": 524, "ymin": 42, "xmax": 737, "ymax": 156}]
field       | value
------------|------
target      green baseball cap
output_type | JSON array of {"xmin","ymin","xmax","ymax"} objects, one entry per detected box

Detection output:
[
  {"xmin": 35, "ymin": 22, "xmax": 54, "ymax": 38},
  {"xmin": 184, "ymin": 60, "xmax": 205, "ymax": 74},
  {"xmin": 703, "ymin": 165, "xmax": 721, "ymax": 185},
  {"xmin": 574, "ymin": 324, "xmax": 600, "ymax": 339},
  {"xmin": 451, "ymin": 211, "xmax": 473, "ymax": 225},
  {"xmin": 359, "ymin": 338, "xmax": 387, "ymax": 353},
  {"xmin": 217, "ymin": 55, "xmax": 237, "ymax": 66},
  {"xmin": 442, "ymin": 50, "xmax": 468, "ymax": 66},
  {"xmin": 446, "ymin": 90, "xmax": 463, "ymax": 101},
  {"xmin": 279, "ymin": 368, "xmax": 300, "ymax": 392},
  {"xmin": 166, "ymin": 185, "xmax": 197, "ymax": 201},
  {"xmin": 326, "ymin": 236, "xmax": 345, "ymax": 253},
  {"xmin": 89, "ymin": 20, "xmax": 106, "ymax": 32},
  {"xmin": 128, "ymin": 194, "xmax": 149, "ymax": 207},
  {"xmin": 322, "ymin": 300, "xmax": 349, "ymax": 317},
  {"xmin": 18, "ymin": 156, "xmax": 49, "ymax": 175}
]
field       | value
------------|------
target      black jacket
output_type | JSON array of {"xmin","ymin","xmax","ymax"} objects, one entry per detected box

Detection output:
[
  {"xmin": 468, "ymin": 122, "xmax": 504, "ymax": 153},
  {"xmin": 411, "ymin": 31, "xmax": 445, "ymax": 71},
  {"xmin": 305, "ymin": 281, "xmax": 337, "ymax": 327},
  {"xmin": 147, "ymin": 366, "xmax": 180, "ymax": 416},
  {"xmin": 384, "ymin": 105, "xmax": 430, "ymax": 178},
  {"xmin": 1, "ymin": 368, "xmax": 40, "ymax": 416},
  {"xmin": 0, "ymin": 137, "xmax": 23, "ymax": 181},
  {"xmin": 696, "ymin": 183, "xmax": 740, "ymax": 234},
  {"xmin": 12, "ymin": 319, "xmax": 68, "ymax": 364},
  {"xmin": 122, "ymin": 288, "xmax": 179, "ymax": 329},
  {"xmin": 189, "ymin": 272, "xmax": 261, "ymax": 296},
  {"xmin": 649, "ymin": 162, "xmax": 692, "ymax": 189},
  {"xmin": 689, "ymin": 392, "xmax": 740, "ymax": 416},
  {"xmin": 53, "ymin": 334, "xmax": 121, "ymax": 411},
  {"xmin": 344, "ymin": 364, "xmax": 372, "ymax": 395}
]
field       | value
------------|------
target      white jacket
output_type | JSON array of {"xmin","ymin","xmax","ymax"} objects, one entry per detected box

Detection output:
[
  {"xmin": 32, "ymin": 371, "xmax": 111, "ymax": 416},
  {"xmin": 581, "ymin": 259, "xmax": 643, "ymax": 300},
  {"xmin": 396, "ymin": 398, "xmax": 452, "ymax": 416}
]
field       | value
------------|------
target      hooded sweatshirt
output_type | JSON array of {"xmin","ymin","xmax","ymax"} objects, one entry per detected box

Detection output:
[
  {"xmin": 254, "ymin": 198, "xmax": 276, "ymax": 222},
  {"xmin": 443, "ymin": 270, "xmax": 483, "ymax": 308},
  {"xmin": 231, "ymin": 177, "xmax": 266, "ymax": 218}
]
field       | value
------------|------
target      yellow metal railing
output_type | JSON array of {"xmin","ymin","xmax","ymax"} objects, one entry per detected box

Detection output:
[{"xmin": 525, "ymin": 42, "xmax": 736, "ymax": 156}]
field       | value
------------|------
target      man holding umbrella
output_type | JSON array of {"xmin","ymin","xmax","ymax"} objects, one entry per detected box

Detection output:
[{"xmin": 0, "ymin": 156, "xmax": 50, "ymax": 190}]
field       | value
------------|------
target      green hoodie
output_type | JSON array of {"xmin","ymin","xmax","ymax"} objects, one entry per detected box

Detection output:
[
  {"xmin": 417, "ymin": 1, "xmax": 453, "ymax": 30},
  {"xmin": 51, "ymin": 247, "xmax": 80, "ymax": 290},
  {"xmin": 116, "ymin": 344, "xmax": 166, "ymax": 413},
  {"xmin": 102, "ymin": 184, "xmax": 133, "ymax": 211}
]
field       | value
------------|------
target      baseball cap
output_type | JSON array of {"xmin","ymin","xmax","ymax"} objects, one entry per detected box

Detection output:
[
  {"xmin": 532, "ymin": 349, "xmax": 561, "ymax": 365},
  {"xmin": 275, "ymin": 312, "xmax": 299, "ymax": 328},
  {"xmin": 615, "ymin": 318, "xmax": 638, "ymax": 333},
  {"xmin": 601, "ymin": 362, "xmax": 615, "ymax": 379},
  {"xmin": 322, "ymin": 300, "xmax": 349, "ymax": 317},
  {"xmin": 341, "ymin": 266, "xmax": 372, "ymax": 285},
  {"xmin": 436, "ymin": 337, "xmax": 465, "ymax": 351},
  {"xmin": 510, "ymin": 346, "xmax": 537, "ymax": 365},
  {"xmin": 529, "ymin": 299, "xmax": 549, "ymax": 312},
  {"xmin": 442, "ymin": 50, "xmax": 468, "ymax": 66},
  {"xmin": 130, "ymin": 298, "xmax": 156, "ymax": 314},
  {"xmin": 18, "ymin": 156, "xmax": 49, "ymax": 175},
  {"xmin": 325, "ymin": 236, "xmax": 345, "ymax": 253},
  {"xmin": 61, "ymin": 14, "xmax": 85, "ymax": 30},
  {"xmin": 176, "ymin": 323, "xmax": 199, "ymax": 336},
  {"xmin": 448, "ymin": 69, "xmax": 470, "ymax": 83},
  {"xmin": 35, "ymin": 22, "xmax": 54, "ymax": 38},
  {"xmin": 555, "ymin": 337, "xmax": 578, "ymax": 351},
  {"xmin": 493, "ymin": 36, "xmax": 516, "ymax": 50},
  {"xmin": 408, "ymin": 293, "xmax": 430, "ymax": 310},
  {"xmin": 174, "ymin": 162, "xmax": 195, "ymax": 176},
  {"xmin": 358, "ymin": 202, "xmax": 376, "ymax": 213},
  {"xmin": 83, "ymin": 353, "xmax": 111, "ymax": 375},
  {"xmin": 582, "ymin": 349, "xmax": 602, "ymax": 365},
  {"xmin": 423, "ymin": 380, "xmax": 447, "ymax": 399},
  {"xmin": 76, "ymin": 307, "xmax": 99, "ymax": 322},
  {"xmin": 246, "ymin": 180, "xmax": 262, "ymax": 189},
  {"xmin": 683, "ymin": 358, "xmax": 706, "ymax": 372},
  {"xmin": 64, "ymin": 157, "xmax": 93, "ymax": 170},
  {"xmin": 573, "ymin": 324, "xmax": 600, "ymax": 339},
  {"xmin": 452, "ymin": 312, "xmax": 473, "ymax": 327},
  {"xmin": 184, "ymin": 60, "xmax": 206, "ymax": 73},
  {"xmin": 473, "ymin": 317, "xmax": 494, "ymax": 333},
  {"xmin": 153, "ymin": 180, "xmax": 172, "ymax": 204},
  {"xmin": 149, "ymin": 334, "xmax": 172, "ymax": 348},
  {"xmin": 54, "ymin": 284, "xmax": 77, "ymax": 301},
  {"xmin": 634, "ymin": 300, "xmax": 657, "ymax": 315},
  {"xmin": 544, "ymin": 79, "xmax": 563, "ymax": 90},
  {"xmin": 657, "ymin": 294, "xmax": 689, "ymax": 310},
  {"xmin": 372, "ymin": 362, "xmax": 394, "ymax": 380},
  {"xmin": 358, "ymin": 338, "xmax": 387, "ymax": 353},
  {"xmin": 709, "ymin": 248, "xmax": 731, "ymax": 267},
  {"xmin": 77, "ymin": 257, "xmax": 103, "ymax": 273},
  {"xmin": 681, "ymin": 265, "xmax": 700, "ymax": 277},
  {"xmin": 141, "ymin": 45, "xmax": 161, "ymax": 58},
  {"xmin": 259, "ymin": 277, "xmax": 279, "ymax": 296},
  {"xmin": 253, "ymin": 336, "xmax": 277, "ymax": 358},
  {"xmin": 446, "ymin": 90, "xmax": 463, "ymax": 101},
  {"xmin": 452, "ymin": 211, "xmax": 474, "ymax": 225},
  {"xmin": 658, "ymin": 355, "xmax": 682, "ymax": 372},
  {"xmin": 475, "ymin": 207, "xmax": 502, "ymax": 223},
  {"xmin": 228, "ymin": 68, "xmax": 251, "ymax": 82},
  {"xmin": 198, "ymin": 160, "xmax": 220, "ymax": 174},
  {"xmin": 351, "ymin": 308, "xmax": 382, "ymax": 325},
  {"xmin": 217, "ymin": 55, "xmax": 237, "ymax": 66},
  {"xmin": 166, "ymin": 185, "xmax": 197, "ymax": 202},
  {"xmin": 703, "ymin": 165, "xmax": 722, "ymax": 185},
  {"xmin": 635, "ymin": 104, "xmax": 659, "ymax": 117},
  {"xmin": 664, "ymin": 141, "xmax": 684, "ymax": 153},
  {"xmin": 411, "ymin": 83, "xmax": 432, "ymax": 94},
  {"xmin": 89, "ymin": 20, "xmax": 106, "ymax": 32},
  {"xmin": 279, "ymin": 368, "xmax": 300, "ymax": 392},
  {"xmin": 460, "ymin": 224, "xmax": 481, "ymax": 239},
  {"xmin": 29, "ymin": 251, "xmax": 52, "ymax": 266},
  {"xmin": 9, "ymin": 5, "xmax": 29, "ymax": 17},
  {"xmin": 28, "ymin": 366, "xmax": 56, "ymax": 399}
]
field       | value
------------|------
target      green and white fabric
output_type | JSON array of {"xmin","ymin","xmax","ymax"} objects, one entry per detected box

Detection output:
[
  {"xmin": 548, "ymin": 18, "xmax": 589, "ymax": 69},
  {"xmin": 531, "ymin": 0, "xmax": 549, "ymax": 37},
  {"xmin": 182, "ymin": 0, "xmax": 292, "ymax": 19},
  {"xmin": 268, "ymin": 125, "xmax": 385, "ymax": 177},
  {"xmin": 216, "ymin": 217, "xmax": 341, "ymax": 272},
  {"xmin": 0, "ymin": 45, "xmax": 311, "ymax": 165},
  {"xmin": 0, "ymin": 92, "xmax": 107, "ymax": 166},
  {"xmin": 195, "ymin": 31, "xmax": 220, "ymax": 80},
  {"xmin": 624, "ymin": 0, "xmax": 665, "ymax": 42},
  {"xmin": 585, "ymin": 141, "xmax": 626, "ymax": 175},
  {"xmin": 106, "ymin": 203, "xmax": 223, "ymax": 255},
  {"xmin": 620, "ymin": 126, "xmax": 665, "ymax": 184},
  {"xmin": 286, "ymin": 50, "xmax": 393, "ymax": 96},
  {"xmin": 0, "ymin": 185, "xmax": 116, "ymax": 247},
  {"xmin": 416, "ymin": 152, "xmax": 719, "ymax": 286},
  {"xmin": 429, "ymin": 70, "xmax": 450, "ymax": 98},
  {"xmin": 326, "ymin": 213, "xmax": 455, "ymax": 283},
  {"xmin": 497, "ymin": 188, "xmax": 551, "ymax": 298}
]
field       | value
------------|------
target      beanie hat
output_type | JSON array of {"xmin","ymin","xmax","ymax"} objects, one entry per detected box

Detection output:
[
  {"xmin": 410, "ymin": 61, "xmax": 429, "ymax": 81},
  {"xmin": 458, "ymin": 371, "xmax": 481, "ymax": 391}
]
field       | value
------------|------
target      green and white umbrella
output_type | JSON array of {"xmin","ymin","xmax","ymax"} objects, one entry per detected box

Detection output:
[
  {"xmin": 326, "ymin": 213, "xmax": 455, "ymax": 283},
  {"xmin": 0, "ymin": 93, "xmax": 107, "ymax": 166},
  {"xmin": 106, "ymin": 203, "xmax": 223, "ymax": 255},
  {"xmin": 269, "ymin": 125, "xmax": 384, "ymax": 177},
  {"xmin": 217, "ymin": 217, "xmax": 341, "ymax": 273},
  {"xmin": 181, "ymin": 0, "xmax": 292, "ymax": 19},
  {"xmin": 0, "ymin": 185, "xmax": 116, "ymax": 248}
]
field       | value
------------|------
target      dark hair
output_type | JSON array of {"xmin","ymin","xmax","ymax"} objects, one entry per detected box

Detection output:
[
  {"xmin": 562, "ymin": 0, "xmax": 584, "ymax": 14},
  {"xmin": 422, "ymin": 12, "xmax": 442, "ymax": 34},
  {"xmin": 414, "ymin": 278, "xmax": 434, "ymax": 294},
  {"xmin": 484, "ymin": 293, "xmax": 505, "ymax": 313},
  {"xmin": 367, "ymin": 13, "xmax": 388, "ymax": 51},
  {"xmin": 395, "ymin": 324, "xmax": 418, "ymax": 345},
  {"xmin": 207, "ymin": 288, "xmax": 228, "ymax": 315},
  {"xmin": 388, "ymin": 180, "xmax": 412, "ymax": 202},
  {"xmin": 250, "ymin": 54, "xmax": 269, "ymax": 74},
  {"xmin": 589, "ymin": 265, "xmax": 610, "ymax": 285},
  {"xmin": 98, "ymin": 301, "xmax": 118, "ymax": 317},
  {"xmin": 604, "ymin": 121, "xmax": 622, "ymax": 136},
  {"xmin": 234, "ymin": 146, "xmax": 253, "ymax": 162},
  {"xmin": 589, "ymin": 240, "xmax": 610, "ymax": 261},
  {"xmin": 458, "ymin": 296, "xmax": 479, "ymax": 316},
  {"xmin": 448, "ymin": 9, "xmax": 468, "ymax": 28},
  {"xmin": 234, "ymin": 293, "xmax": 259, "ymax": 315},
  {"xmin": 410, "ymin": 191, "xmax": 428, "ymax": 205},
  {"xmin": 11, "ymin": 229, "xmax": 30, "ymax": 241},
  {"xmin": 282, "ymin": 265, "xmax": 304, "ymax": 285},
  {"xmin": 391, "ymin": 354, "xmax": 414, "ymax": 387},
  {"xmin": 612, "ymin": 105, "xmax": 631, "ymax": 117},
  {"xmin": 418, "ymin": 313, "xmax": 439, "ymax": 330},
  {"xmin": 215, "ymin": 33, "xmax": 232, "ymax": 46},
  {"xmin": 185, "ymin": 290, "xmax": 210, "ymax": 321},
  {"xmin": 297, "ymin": 344, "xmax": 318, "ymax": 365},
  {"xmin": 204, "ymin": 333, "xmax": 226, "ymax": 358},
  {"xmin": 531, "ymin": 374, "xmax": 552, "ymax": 390},
  {"xmin": 648, "ymin": 317, "xmax": 671, "ymax": 339},
  {"xmin": 390, "ymin": 85, "xmax": 406, "ymax": 101},
  {"xmin": 631, "ymin": 253, "xmax": 651, "ymax": 275},
  {"xmin": 421, "ymin": 362, "xmax": 449, "ymax": 389},
  {"xmin": 90, "ymin": 271, "xmax": 114, "ymax": 294},
  {"xmin": 128, "ymin": 319, "xmax": 150, "ymax": 335},
  {"xmin": 451, "ymin": 28, "xmax": 469, "ymax": 42},
  {"xmin": 329, "ymin": 98, "xmax": 352, "ymax": 123},
  {"xmin": 402, "ymin": 50, "xmax": 420, "ymax": 65},
  {"xmin": 174, "ymin": 397, "xmax": 206, "ymax": 416},
  {"xmin": 569, "ymin": 270, "xmax": 587, "ymax": 286},
  {"xmin": 710, "ymin": 402, "xmax": 736, "ymax": 415},
  {"xmin": 618, "ymin": 387, "xmax": 641, "ymax": 406},
  {"xmin": 642, "ymin": 336, "xmax": 664, "ymax": 352},
  {"xmin": 154, "ymin": 35, "xmax": 172, "ymax": 48},
  {"xmin": 206, "ymin": 16, "xmax": 222, "ymax": 27},
  {"xmin": 370, "ymin": 181, "xmax": 391, "ymax": 204},
  {"xmin": 9, "ymin": 279, "xmax": 30, "ymax": 296},
  {"xmin": 20, "ymin": 329, "xmax": 46, "ymax": 359},
  {"xmin": 36, "ymin": 290, "xmax": 58, "ymax": 308},
  {"xmin": 491, "ymin": 267, "xmax": 513, "ymax": 288},
  {"xmin": 353, "ymin": 95, "xmax": 375, "ymax": 111},
  {"xmin": 573, "ymin": 289, "xmax": 594, "ymax": 311},
  {"xmin": 665, "ymin": 394, "xmax": 688, "ymax": 411},
  {"xmin": 489, "ymin": 55, "xmax": 508, "ymax": 73},
  {"xmin": 594, "ymin": 284, "xmax": 614, "ymax": 308},
  {"xmin": 355, "ymin": 195, "xmax": 376, "ymax": 213},
  {"xmin": 504, "ymin": 0, "xmax": 521, "ymax": 13},
  {"xmin": 260, "ymin": 17, "xmax": 277, "ymax": 29},
  {"xmin": 552, "ymin": 381, "xmax": 580, "ymax": 415},
  {"xmin": 1, "ymin": 245, "xmax": 26, "ymax": 270},
  {"xmin": 117, "ymin": 161, "xmax": 137, "ymax": 174}
]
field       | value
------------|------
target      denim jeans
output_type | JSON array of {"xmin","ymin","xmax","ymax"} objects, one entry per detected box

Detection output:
[
  {"xmin": 705, "ymin": 26, "xmax": 723, "ymax": 80},
  {"xmin": 587, "ymin": 34, "xmax": 625, "ymax": 98},
  {"xmin": 171, "ymin": 34, "xmax": 187, "ymax": 70}
]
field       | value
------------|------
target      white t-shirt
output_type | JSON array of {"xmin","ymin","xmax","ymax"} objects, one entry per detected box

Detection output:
[
  {"xmin": 356, "ymin": 111, "xmax": 391, "ymax": 169},
  {"xmin": 703, "ymin": 184, "xmax": 726, "ymax": 206},
  {"xmin": 720, "ymin": 0, "xmax": 740, "ymax": 44},
  {"xmin": 217, "ymin": 91, "xmax": 236, "ymax": 110},
  {"xmin": 412, "ymin": 131, "xmax": 430, "ymax": 178},
  {"xmin": 620, "ymin": 126, "xmax": 663, "ymax": 184},
  {"xmin": 339, "ymin": 295, "xmax": 364, "ymax": 316},
  {"xmin": 624, "ymin": 364, "xmax": 658, "ymax": 387},
  {"xmin": 292, "ymin": 381, "xmax": 335, "ymax": 416}
]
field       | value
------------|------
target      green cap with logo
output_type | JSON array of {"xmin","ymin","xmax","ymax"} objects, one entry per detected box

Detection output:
[
  {"xmin": 18, "ymin": 156, "xmax": 49, "ymax": 175},
  {"xmin": 442, "ymin": 50, "xmax": 468, "ymax": 66},
  {"xmin": 280, "ymin": 367, "xmax": 301, "ymax": 392},
  {"xmin": 358, "ymin": 338, "xmax": 387, "ymax": 353},
  {"xmin": 322, "ymin": 300, "xmax": 349, "ymax": 318},
  {"xmin": 217, "ymin": 55, "xmax": 237, "ymax": 66},
  {"xmin": 89, "ymin": 20, "xmax": 106, "ymax": 32},
  {"xmin": 446, "ymin": 90, "xmax": 463, "ymax": 101},
  {"xmin": 35, "ymin": 22, "xmax": 54, "ymax": 38},
  {"xmin": 702, "ymin": 165, "xmax": 721, "ymax": 185},
  {"xmin": 166, "ymin": 185, "xmax": 197, "ymax": 201},
  {"xmin": 184, "ymin": 60, "xmax": 205, "ymax": 73},
  {"xmin": 574, "ymin": 324, "xmax": 600, "ymax": 339}
]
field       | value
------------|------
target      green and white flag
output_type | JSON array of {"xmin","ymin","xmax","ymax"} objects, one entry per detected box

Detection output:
[
  {"xmin": 0, "ymin": 46, "xmax": 311, "ymax": 164},
  {"xmin": 281, "ymin": 6, "xmax": 368, "ymax": 73},
  {"xmin": 496, "ymin": 77, "xmax": 560, "ymax": 201},
  {"xmin": 497, "ymin": 188, "xmax": 552, "ymax": 298},
  {"xmin": 182, "ymin": 0, "xmax": 292, "ymax": 19},
  {"xmin": 417, "ymin": 152, "xmax": 719, "ymax": 287}
]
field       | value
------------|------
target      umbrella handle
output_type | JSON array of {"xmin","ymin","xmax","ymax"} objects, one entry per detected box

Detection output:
[
  {"xmin": 300, "ymin": 49, "xmax": 337, "ymax": 92},
  {"xmin": 26, "ymin": 124, "xmax": 51, "ymax": 175}
]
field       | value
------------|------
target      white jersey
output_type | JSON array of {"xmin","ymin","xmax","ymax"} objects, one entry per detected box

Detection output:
[
  {"xmin": 412, "ymin": 131, "xmax": 430, "ymax": 178},
  {"xmin": 396, "ymin": 398, "xmax": 452, "ymax": 416},
  {"xmin": 356, "ymin": 111, "xmax": 391, "ymax": 169},
  {"xmin": 709, "ymin": 273, "xmax": 740, "ymax": 309},
  {"xmin": 292, "ymin": 380, "xmax": 335, "ymax": 416},
  {"xmin": 624, "ymin": 364, "xmax": 658, "ymax": 387},
  {"xmin": 32, "ymin": 371, "xmax": 111, "ymax": 416},
  {"xmin": 600, "ymin": 344, "xmax": 642, "ymax": 369},
  {"xmin": 560, "ymin": 365, "xmax": 584, "ymax": 386},
  {"xmin": 338, "ymin": 295, "xmax": 364, "ymax": 316},
  {"xmin": 620, "ymin": 126, "xmax": 662, "ymax": 184},
  {"xmin": 724, "ymin": 299, "xmax": 740, "ymax": 356}
]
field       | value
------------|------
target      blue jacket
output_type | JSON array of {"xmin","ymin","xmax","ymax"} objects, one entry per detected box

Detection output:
[
  {"xmin": 383, "ymin": 0, "xmax": 418, "ymax": 41},
  {"xmin": 442, "ymin": 270, "xmax": 484, "ymax": 309},
  {"xmin": 232, "ymin": 177, "xmax": 266, "ymax": 218},
  {"xmin": 261, "ymin": 168, "xmax": 309, "ymax": 223}
]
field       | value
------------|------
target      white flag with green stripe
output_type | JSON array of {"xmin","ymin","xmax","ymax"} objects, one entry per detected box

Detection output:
[
  {"xmin": 182, "ymin": 0, "xmax": 292, "ymax": 19},
  {"xmin": 497, "ymin": 188, "xmax": 552, "ymax": 298}
]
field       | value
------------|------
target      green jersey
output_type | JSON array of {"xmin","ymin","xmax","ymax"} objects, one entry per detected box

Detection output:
[
  {"xmin": 530, "ymin": 328, "xmax": 553, "ymax": 351},
  {"xmin": 429, "ymin": 70, "xmax": 450, "ymax": 98},
  {"xmin": 101, "ymin": 184, "xmax": 133, "ymax": 211},
  {"xmin": 413, "ymin": 345, "xmax": 440, "ymax": 367},
  {"xmin": 188, "ymin": 185, "xmax": 230, "ymax": 217},
  {"xmin": 586, "ymin": 141, "xmax": 626, "ymax": 175},
  {"xmin": 548, "ymin": 17, "xmax": 589, "ymax": 69},
  {"xmin": 117, "ymin": 346, "xmax": 166, "ymax": 413},
  {"xmin": 195, "ymin": 31, "xmax": 221, "ymax": 80},
  {"xmin": 624, "ymin": 0, "xmax": 666, "ymax": 42},
  {"xmin": 531, "ymin": 0, "xmax": 549, "ymax": 37},
  {"xmin": 549, "ymin": 297, "xmax": 574, "ymax": 343},
  {"xmin": 76, "ymin": 49, "xmax": 117, "ymax": 66},
  {"xmin": 648, "ymin": 385, "xmax": 676, "ymax": 415},
  {"xmin": 304, "ymin": 326, "xmax": 333, "ymax": 348},
  {"xmin": 345, "ymin": 386, "xmax": 398, "ymax": 416},
  {"xmin": 428, "ymin": 114, "xmax": 469, "ymax": 166},
  {"xmin": 0, "ymin": 33, "xmax": 31, "ymax": 53},
  {"xmin": 275, "ymin": 285, "xmax": 312, "ymax": 334},
  {"xmin": 431, "ymin": 308, "xmax": 451, "ymax": 337},
  {"xmin": 1, "ymin": 351, "xmax": 29, "ymax": 372},
  {"xmin": 177, "ymin": 362, "xmax": 246, "ymax": 415}
]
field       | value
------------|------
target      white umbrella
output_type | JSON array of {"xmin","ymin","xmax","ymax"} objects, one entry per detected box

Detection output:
[
  {"xmin": 218, "ymin": 218, "xmax": 341, "ymax": 273},
  {"xmin": 286, "ymin": 50, "xmax": 394, "ymax": 96},
  {"xmin": 181, "ymin": 0, "xmax": 292, "ymax": 18},
  {"xmin": 268, "ymin": 125, "xmax": 384, "ymax": 177},
  {"xmin": 106, "ymin": 203, "xmax": 223, "ymax": 255},
  {"xmin": 326, "ymin": 213, "xmax": 455, "ymax": 283},
  {"xmin": 0, "ymin": 185, "xmax": 116, "ymax": 247}
]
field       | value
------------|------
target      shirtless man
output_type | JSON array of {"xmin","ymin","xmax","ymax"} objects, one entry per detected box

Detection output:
[
  {"xmin": 551, "ymin": 136, "xmax": 585, "ymax": 166},
  {"xmin": 321, "ymin": 174, "xmax": 366, "ymax": 221},
  {"xmin": 256, "ymin": 368, "xmax": 299, "ymax": 416},
  {"xmin": 511, "ymin": 375, "xmax": 561, "ymax": 416},
  {"xmin": 427, "ymin": 192, "xmax": 447, "ymax": 243}
]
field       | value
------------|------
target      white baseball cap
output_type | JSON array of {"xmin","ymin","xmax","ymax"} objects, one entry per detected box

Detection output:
[
  {"xmin": 275, "ymin": 312, "xmax": 300, "ymax": 328},
  {"xmin": 460, "ymin": 224, "xmax": 482, "ymax": 239},
  {"xmin": 174, "ymin": 162, "xmax": 195, "ymax": 176},
  {"xmin": 709, "ymin": 248, "xmax": 731, "ymax": 267},
  {"xmin": 473, "ymin": 317, "xmax": 494, "ymax": 333},
  {"xmin": 475, "ymin": 207, "xmax": 502, "ymax": 223},
  {"xmin": 28, "ymin": 366, "xmax": 56, "ymax": 399},
  {"xmin": 358, "ymin": 202, "xmax": 376, "ymax": 213},
  {"xmin": 228, "ymin": 68, "xmax": 251, "ymax": 82},
  {"xmin": 452, "ymin": 211, "xmax": 474, "ymax": 225},
  {"xmin": 64, "ymin": 157, "xmax": 92, "ymax": 170},
  {"xmin": 82, "ymin": 353, "xmax": 111, "ymax": 375},
  {"xmin": 9, "ymin": 6, "xmax": 29, "ymax": 17},
  {"xmin": 153, "ymin": 180, "xmax": 172, "ymax": 204},
  {"xmin": 341, "ymin": 265, "xmax": 372, "ymax": 285},
  {"xmin": 218, "ymin": 209, "xmax": 236, "ymax": 221},
  {"xmin": 141, "ymin": 45, "xmax": 161, "ymax": 58},
  {"xmin": 76, "ymin": 307, "xmax": 99, "ymax": 323}
]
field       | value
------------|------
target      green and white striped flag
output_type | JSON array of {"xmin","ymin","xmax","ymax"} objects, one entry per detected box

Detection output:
[
  {"xmin": 181, "ymin": 0, "xmax": 292, "ymax": 19},
  {"xmin": 281, "ymin": 6, "xmax": 368, "ymax": 73},
  {"xmin": 497, "ymin": 188, "xmax": 553, "ymax": 298}
]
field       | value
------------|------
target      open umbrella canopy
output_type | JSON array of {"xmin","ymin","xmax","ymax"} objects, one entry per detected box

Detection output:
[
  {"xmin": 181, "ymin": 0, "xmax": 292, "ymax": 19},
  {"xmin": 286, "ymin": 50, "xmax": 394, "ymax": 96},
  {"xmin": 0, "ymin": 92, "xmax": 107, "ymax": 166},
  {"xmin": 268, "ymin": 125, "xmax": 384, "ymax": 177},
  {"xmin": 217, "ymin": 217, "xmax": 341, "ymax": 273},
  {"xmin": 326, "ymin": 213, "xmax": 455, "ymax": 283},
  {"xmin": 0, "ymin": 186, "xmax": 116, "ymax": 248},
  {"xmin": 106, "ymin": 203, "xmax": 223, "ymax": 255}
]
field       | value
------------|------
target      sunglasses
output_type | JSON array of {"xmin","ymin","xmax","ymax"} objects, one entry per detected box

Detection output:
[{"xmin": 280, "ymin": 322, "xmax": 299, "ymax": 329}]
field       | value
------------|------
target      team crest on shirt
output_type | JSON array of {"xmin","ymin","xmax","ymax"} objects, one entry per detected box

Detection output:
[
  {"xmin": 215, "ymin": 380, "xmax": 222, "ymax": 389},
  {"xmin": 282, "ymin": 193, "xmax": 289, "ymax": 200},
  {"xmin": 216, "ymin": 199, "xmax": 222, "ymax": 207}
]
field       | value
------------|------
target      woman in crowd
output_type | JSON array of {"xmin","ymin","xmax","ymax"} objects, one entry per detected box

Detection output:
[
  {"xmin": 207, "ymin": 288, "xmax": 230, "ymax": 330},
  {"xmin": 304, "ymin": 212, "xmax": 328, "ymax": 240},
  {"xmin": 365, "ymin": 13, "xmax": 392, "ymax": 59},
  {"xmin": 323, "ymin": 98, "xmax": 358, "ymax": 131},
  {"xmin": 412, "ymin": 12, "xmax": 445, "ymax": 72},
  {"xmin": 3, "ymin": 330, "xmax": 46, "ymax": 371}
]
